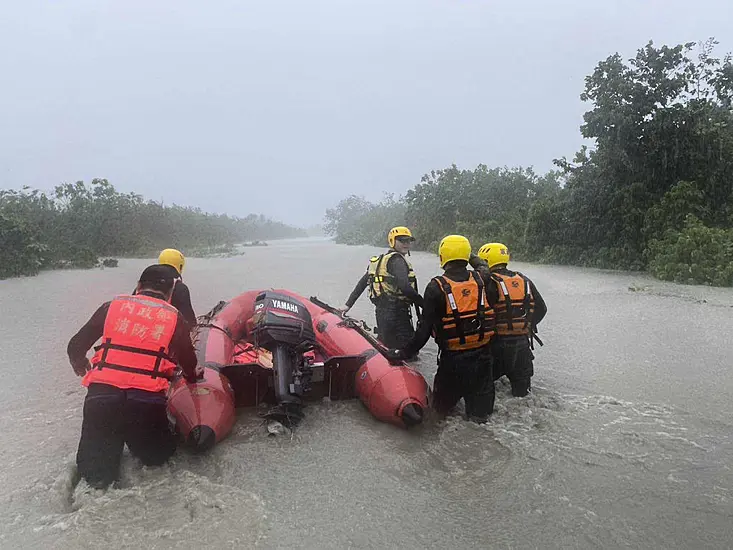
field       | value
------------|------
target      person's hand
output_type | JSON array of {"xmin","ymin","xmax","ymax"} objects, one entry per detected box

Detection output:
[
  {"xmin": 72, "ymin": 359, "xmax": 91, "ymax": 377},
  {"xmin": 194, "ymin": 365, "xmax": 205, "ymax": 378}
]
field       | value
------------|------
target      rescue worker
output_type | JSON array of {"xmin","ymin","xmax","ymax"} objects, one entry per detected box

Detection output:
[
  {"xmin": 470, "ymin": 243, "xmax": 547, "ymax": 397},
  {"xmin": 139, "ymin": 248, "xmax": 196, "ymax": 328},
  {"xmin": 341, "ymin": 226, "xmax": 424, "ymax": 350},
  {"xmin": 67, "ymin": 265, "xmax": 202, "ymax": 489},
  {"xmin": 392, "ymin": 235, "xmax": 496, "ymax": 423}
]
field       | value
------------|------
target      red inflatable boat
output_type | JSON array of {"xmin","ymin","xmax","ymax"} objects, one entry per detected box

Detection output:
[{"xmin": 167, "ymin": 289, "xmax": 430, "ymax": 452}]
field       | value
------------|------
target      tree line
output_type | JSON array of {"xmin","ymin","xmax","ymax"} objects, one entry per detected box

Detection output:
[
  {"xmin": 0, "ymin": 178, "xmax": 305, "ymax": 279},
  {"xmin": 324, "ymin": 39, "xmax": 733, "ymax": 286}
]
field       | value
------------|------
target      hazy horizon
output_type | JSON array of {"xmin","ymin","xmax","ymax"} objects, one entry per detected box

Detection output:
[{"xmin": 1, "ymin": 0, "xmax": 731, "ymax": 226}]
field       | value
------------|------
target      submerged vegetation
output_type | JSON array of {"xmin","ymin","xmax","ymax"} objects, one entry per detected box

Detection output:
[
  {"xmin": 324, "ymin": 39, "xmax": 733, "ymax": 286},
  {"xmin": 0, "ymin": 179, "xmax": 305, "ymax": 279}
]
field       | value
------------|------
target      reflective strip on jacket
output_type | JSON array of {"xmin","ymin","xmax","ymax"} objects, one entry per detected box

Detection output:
[
  {"xmin": 433, "ymin": 271, "xmax": 495, "ymax": 351},
  {"xmin": 367, "ymin": 251, "xmax": 418, "ymax": 302},
  {"xmin": 491, "ymin": 272, "xmax": 535, "ymax": 337}
]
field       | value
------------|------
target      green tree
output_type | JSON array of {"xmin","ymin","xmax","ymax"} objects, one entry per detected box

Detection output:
[
  {"xmin": 0, "ymin": 179, "xmax": 306, "ymax": 279},
  {"xmin": 326, "ymin": 38, "xmax": 733, "ymax": 286},
  {"xmin": 647, "ymin": 215, "xmax": 733, "ymax": 285},
  {"xmin": 543, "ymin": 39, "xmax": 733, "ymax": 269}
]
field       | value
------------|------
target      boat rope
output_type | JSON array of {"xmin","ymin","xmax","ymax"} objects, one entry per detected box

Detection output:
[{"xmin": 196, "ymin": 322, "xmax": 236, "ymax": 341}]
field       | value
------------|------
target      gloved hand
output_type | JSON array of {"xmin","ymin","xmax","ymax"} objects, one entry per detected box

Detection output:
[
  {"xmin": 72, "ymin": 359, "xmax": 91, "ymax": 377},
  {"xmin": 469, "ymin": 253, "xmax": 488, "ymax": 270}
]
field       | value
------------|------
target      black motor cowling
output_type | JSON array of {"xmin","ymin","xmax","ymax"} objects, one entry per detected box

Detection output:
[
  {"xmin": 250, "ymin": 292, "xmax": 316, "ymax": 413},
  {"xmin": 250, "ymin": 291, "xmax": 316, "ymax": 350}
]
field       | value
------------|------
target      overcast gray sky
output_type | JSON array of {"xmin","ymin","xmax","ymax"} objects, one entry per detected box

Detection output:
[{"xmin": 1, "ymin": 0, "xmax": 731, "ymax": 226}]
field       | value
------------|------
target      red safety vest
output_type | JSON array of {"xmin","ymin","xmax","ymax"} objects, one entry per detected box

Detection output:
[
  {"xmin": 84, "ymin": 294, "xmax": 179, "ymax": 392},
  {"xmin": 433, "ymin": 271, "xmax": 495, "ymax": 351}
]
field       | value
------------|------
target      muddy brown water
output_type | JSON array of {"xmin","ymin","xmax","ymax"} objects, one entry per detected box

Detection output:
[{"xmin": 0, "ymin": 238, "xmax": 731, "ymax": 548}]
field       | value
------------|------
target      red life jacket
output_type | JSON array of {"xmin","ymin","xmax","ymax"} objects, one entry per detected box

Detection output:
[
  {"xmin": 433, "ymin": 271, "xmax": 495, "ymax": 351},
  {"xmin": 84, "ymin": 294, "xmax": 179, "ymax": 392}
]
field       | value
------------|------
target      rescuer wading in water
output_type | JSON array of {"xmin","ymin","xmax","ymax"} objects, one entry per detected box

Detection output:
[
  {"xmin": 470, "ymin": 243, "xmax": 547, "ymax": 396},
  {"xmin": 341, "ymin": 226, "xmax": 424, "ymax": 350},
  {"xmin": 392, "ymin": 235, "xmax": 497, "ymax": 422},
  {"xmin": 153, "ymin": 248, "xmax": 197, "ymax": 328},
  {"xmin": 68, "ymin": 265, "xmax": 203, "ymax": 488}
]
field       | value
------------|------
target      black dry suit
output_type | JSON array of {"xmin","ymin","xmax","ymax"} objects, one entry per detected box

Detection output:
[
  {"xmin": 345, "ymin": 250, "xmax": 424, "ymax": 349},
  {"xmin": 469, "ymin": 255, "xmax": 547, "ymax": 396}
]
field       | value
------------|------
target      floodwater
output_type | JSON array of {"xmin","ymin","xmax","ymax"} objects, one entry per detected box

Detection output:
[{"xmin": 0, "ymin": 237, "xmax": 731, "ymax": 549}]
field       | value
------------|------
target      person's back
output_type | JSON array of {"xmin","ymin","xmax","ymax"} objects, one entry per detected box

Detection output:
[
  {"xmin": 157, "ymin": 248, "xmax": 197, "ymax": 328},
  {"xmin": 397, "ymin": 235, "xmax": 496, "ymax": 422},
  {"xmin": 472, "ymin": 242, "xmax": 547, "ymax": 396},
  {"xmin": 471, "ymin": 244, "xmax": 547, "ymax": 328},
  {"xmin": 68, "ymin": 264, "xmax": 200, "ymax": 488},
  {"xmin": 432, "ymin": 266, "xmax": 493, "ymax": 354}
]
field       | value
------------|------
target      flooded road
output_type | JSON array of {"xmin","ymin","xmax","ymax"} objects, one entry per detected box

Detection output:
[{"xmin": 0, "ymin": 238, "xmax": 731, "ymax": 549}]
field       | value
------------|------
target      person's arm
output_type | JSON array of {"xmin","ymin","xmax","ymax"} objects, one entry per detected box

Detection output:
[
  {"xmin": 388, "ymin": 255, "xmax": 424, "ymax": 308},
  {"xmin": 344, "ymin": 272, "xmax": 370, "ymax": 310},
  {"xmin": 468, "ymin": 255, "xmax": 499, "ymax": 306},
  {"xmin": 67, "ymin": 303, "xmax": 110, "ymax": 376},
  {"xmin": 469, "ymin": 253, "xmax": 488, "ymax": 270},
  {"xmin": 169, "ymin": 313, "xmax": 199, "ymax": 379},
  {"xmin": 172, "ymin": 281, "xmax": 197, "ymax": 328},
  {"xmin": 399, "ymin": 280, "xmax": 440, "ymax": 357},
  {"xmin": 469, "ymin": 253, "xmax": 491, "ymax": 279},
  {"xmin": 529, "ymin": 280, "xmax": 547, "ymax": 327}
]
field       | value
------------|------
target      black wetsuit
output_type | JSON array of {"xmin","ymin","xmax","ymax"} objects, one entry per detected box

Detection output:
[
  {"xmin": 345, "ymin": 251, "xmax": 424, "ymax": 349},
  {"xmin": 67, "ymin": 291, "xmax": 198, "ymax": 488},
  {"xmin": 470, "ymin": 255, "xmax": 547, "ymax": 396},
  {"xmin": 401, "ymin": 262, "xmax": 495, "ymax": 421}
]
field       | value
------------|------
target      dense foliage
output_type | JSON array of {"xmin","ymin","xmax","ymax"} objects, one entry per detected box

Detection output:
[
  {"xmin": 0, "ymin": 179, "xmax": 305, "ymax": 279},
  {"xmin": 324, "ymin": 194, "xmax": 406, "ymax": 246},
  {"xmin": 324, "ymin": 39, "xmax": 733, "ymax": 285}
]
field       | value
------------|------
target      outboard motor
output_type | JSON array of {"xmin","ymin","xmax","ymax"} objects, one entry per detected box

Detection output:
[{"xmin": 250, "ymin": 291, "xmax": 316, "ymax": 423}]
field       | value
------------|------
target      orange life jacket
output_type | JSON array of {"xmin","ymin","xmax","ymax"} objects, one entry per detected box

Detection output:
[
  {"xmin": 433, "ymin": 271, "xmax": 495, "ymax": 351},
  {"xmin": 491, "ymin": 272, "xmax": 535, "ymax": 337},
  {"xmin": 84, "ymin": 294, "xmax": 179, "ymax": 392}
]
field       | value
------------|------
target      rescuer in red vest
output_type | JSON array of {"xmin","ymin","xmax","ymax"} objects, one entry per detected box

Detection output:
[{"xmin": 67, "ymin": 265, "xmax": 201, "ymax": 488}]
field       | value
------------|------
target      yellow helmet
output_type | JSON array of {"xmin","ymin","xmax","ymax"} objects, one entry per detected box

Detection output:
[
  {"xmin": 387, "ymin": 226, "xmax": 415, "ymax": 248},
  {"xmin": 158, "ymin": 248, "xmax": 186, "ymax": 274},
  {"xmin": 477, "ymin": 242, "xmax": 510, "ymax": 268},
  {"xmin": 438, "ymin": 235, "xmax": 471, "ymax": 268}
]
